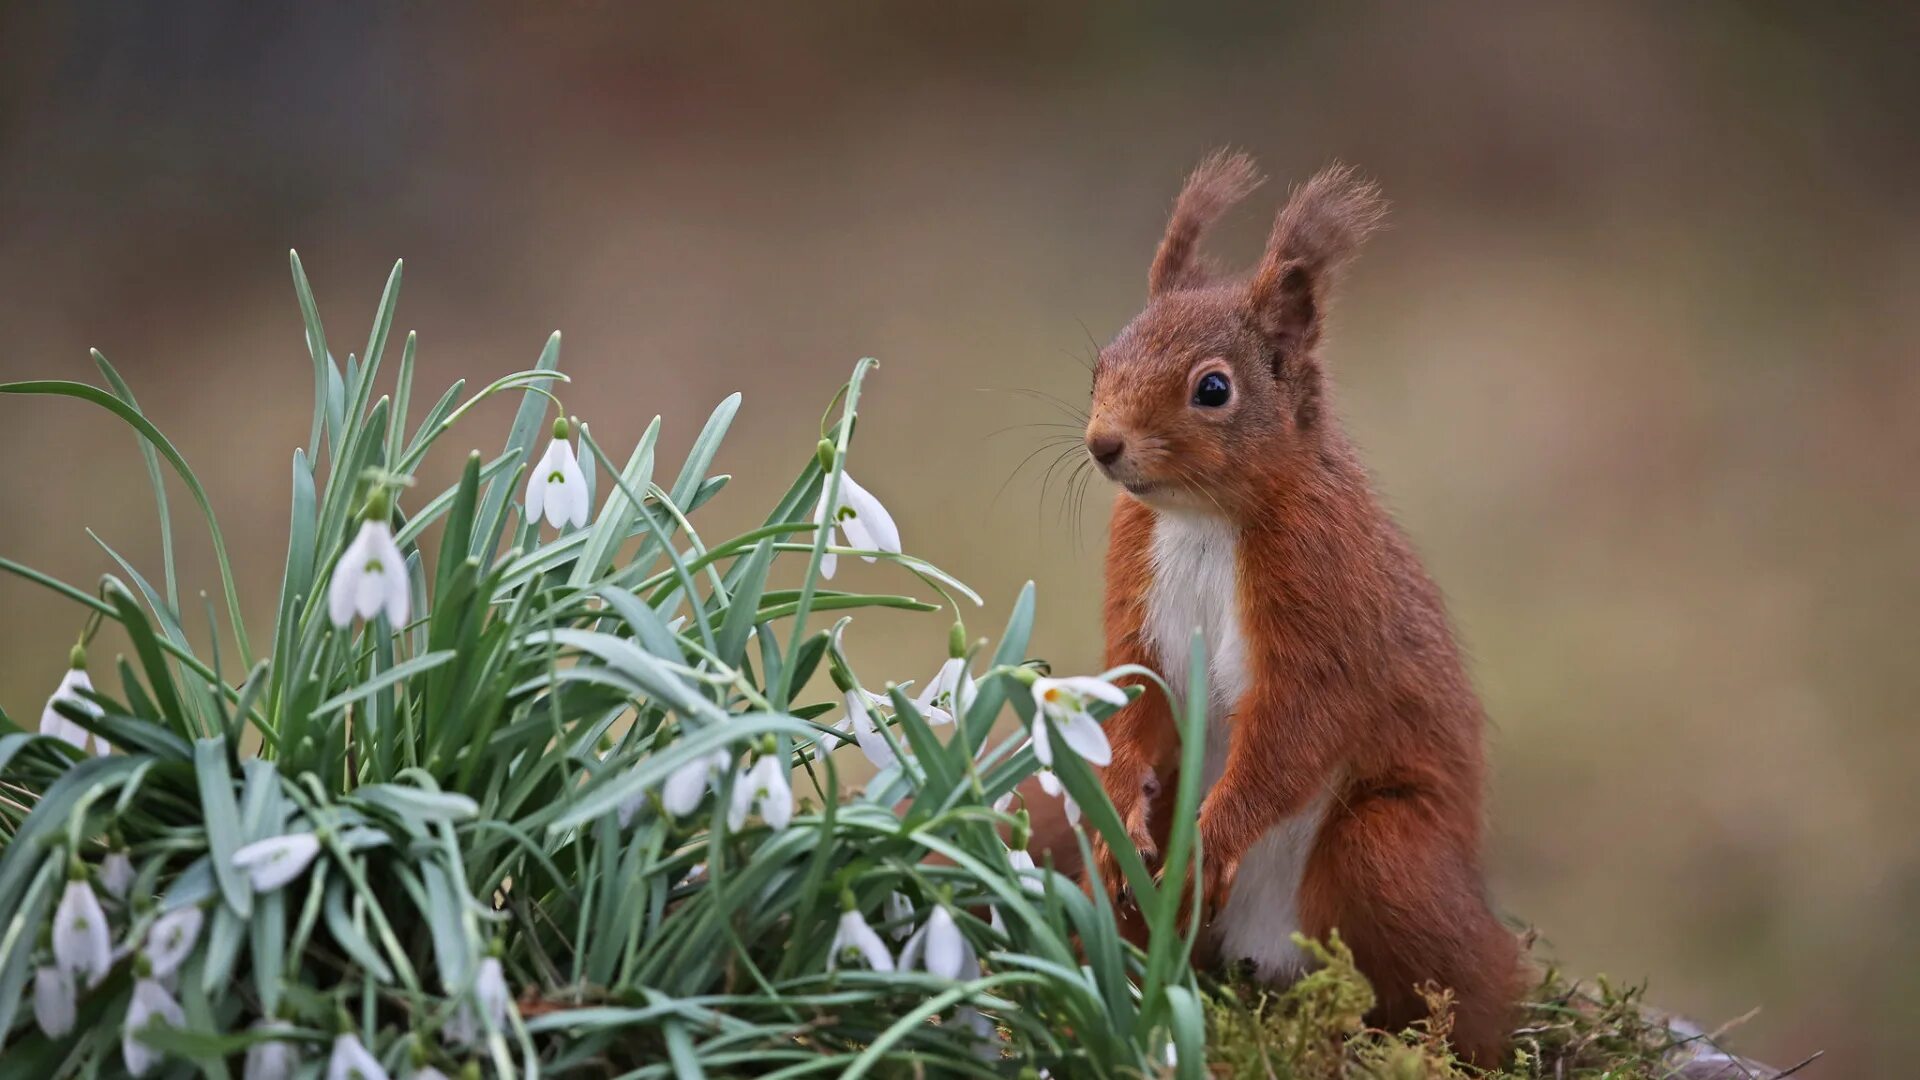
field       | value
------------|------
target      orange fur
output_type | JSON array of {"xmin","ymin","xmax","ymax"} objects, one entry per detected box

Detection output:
[{"xmin": 1082, "ymin": 154, "xmax": 1521, "ymax": 1065}]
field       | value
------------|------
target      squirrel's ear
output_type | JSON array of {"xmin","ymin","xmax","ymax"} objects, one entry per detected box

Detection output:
[
  {"xmin": 1149, "ymin": 149, "xmax": 1263, "ymax": 297},
  {"xmin": 1244, "ymin": 163, "xmax": 1386, "ymax": 361}
]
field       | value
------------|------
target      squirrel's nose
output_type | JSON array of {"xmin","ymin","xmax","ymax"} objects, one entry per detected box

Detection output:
[{"xmin": 1087, "ymin": 433, "xmax": 1126, "ymax": 466}]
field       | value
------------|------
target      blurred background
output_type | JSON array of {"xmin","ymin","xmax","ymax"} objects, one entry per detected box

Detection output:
[{"xmin": 3, "ymin": 4, "xmax": 1915, "ymax": 1072}]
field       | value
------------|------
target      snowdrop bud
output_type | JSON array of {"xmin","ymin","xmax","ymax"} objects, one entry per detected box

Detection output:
[
  {"xmin": 123, "ymin": 977, "xmax": 186, "ymax": 1076},
  {"xmin": 242, "ymin": 1020, "xmax": 298, "ymax": 1080},
  {"xmin": 32, "ymin": 964, "xmax": 76, "ymax": 1037},
  {"xmin": 553, "ymin": 417, "xmax": 571, "ymax": 441},
  {"xmin": 885, "ymin": 891, "xmax": 913, "ymax": 941},
  {"xmin": 101, "ymin": 850, "xmax": 135, "ymax": 900},
  {"xmin": 948, "ymin": 620, "xmax": 967, "ymax": 659},
  {"xmin": 816, "ymin": 439, "xmax": 836, "ymax": 472},
  {"xmin": 327, "ymin": 1032, "xmax": 390, "ymax": 1080},
  {"xmin": 232, "ymin": 832, "xmax": 322, "ymax": 892},
  {"xmin": 40, "ymin": 646, "xmax": 102, "ymax": 751},
  {"xmin": 1011, "ymin": 810, "xmax": 1031, "ymax": 852},
  {"xmin": 53, "ymin": 869, "xmax": 111, "ymax": 987}
]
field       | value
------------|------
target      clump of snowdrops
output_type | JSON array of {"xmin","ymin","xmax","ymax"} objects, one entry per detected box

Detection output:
[{"xmin": 0, "ymin": 256, "xmax": 1214, "ymax": 1078}]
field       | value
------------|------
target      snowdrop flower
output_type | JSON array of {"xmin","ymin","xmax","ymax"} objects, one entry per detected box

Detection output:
[
  {"xmin": 899, "ymin": 904, "xmax": 975, "ymax": 980},
  {"xmin": 812, "ymin": 471, "xmax": 899, "ymax": 579},
  {"xmin": 327, "ymin": 491, "xmax": 409, "ymax": 629},
  {"xmin": 41, "ymin": 646, "xmax": 103, "ymax": 752},
  {"xmin": 233, "ymin": 832, "xmax": 321, "ymax": 892},
  {"xmin": 615, "ymin": 789, "xmax": 647, "ymax": 829},
  {"xmin": 143, "ymin": 905, "xmax": 204, "ymax": 980},
  {"xmin": 828, "ymin": 903, "xmax": 895, "ymax": 972},
  {"xmin": 243, "ymin": 1021, "xmax": 298, "ymax": 1080},
  {"xmin": 661, "ymin": 749, "xmax": 732, "ymax": 818},
  {"xmin": 1007, "ymin": 847, "xmax": 1044, "ymax": 895},
  {"xmin": 445, "ymin": 954, "xmax": 510, "ymax": 1048},
  {"xmin": 53, "ymin": 872, "xmax": 111, "ymax": 987},
  {"xmin": 912, "ymin": 622, "xmax": 976, "ymax": 725},
  {"xmin": 727, "ymin": 754, "xmax": 793, "ymax": 832},
  {"xmin": 992, "ymin": 790, "xmax": 1015, "ymax": 813},
  {"xmin": 1034, "ymin": 767, "xmax": 1081, "ymax": 826},
  {"xmin": 32, "ymin": 964, "xmax": 75, "ymax": 1037},
  {"xmin": 327, "ymin": 1032, "xmax": 389, "ymax": 1080},
  {"xmin": 525, "ymin": 418, "xmax": 590, "ymax": 530},
  {"xmin": 123, "ymin": 975, "xmax": 186, "ymax": 1076},
  {"xmin": 884, "ymin": 891, "xmax": 914, "ymax": 941},
  {"xmin": 833, "ymin": 689, "xmax": 896, "ymax": 769},
  {"xmin": 1028, "ymin": 676, "xmax": 1124, "ymax": 768},
  {"xmin": 101, "ymin": 849, "xmax": 135, "ymax": 900}
]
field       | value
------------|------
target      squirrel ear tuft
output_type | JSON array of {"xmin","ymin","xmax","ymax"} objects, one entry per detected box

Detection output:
[
  {"xmin": 1149, "ymin": 149, "xmax": 1264, "ymax": 297},
  {"xmin": 1244, "ymin": 163, "xmax": 1387, "ymax": 358}
]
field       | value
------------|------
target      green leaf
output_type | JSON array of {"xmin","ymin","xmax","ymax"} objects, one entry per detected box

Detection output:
[
  {"xmin": 92, "ymin": 350, "xmax": 177, "ymax": 610},
  {"xmin": 194, "ymin": 737, "xmax": 252, "ymax": 917},
  {"xmin": 716, "ymin": 538, "xmax": 773, "ymax": 669},
  {"xmin": 351, "ymin": 782, "xmax": 479, "ymax": 823},
  {"xmin": 570, "ymin": 416, "xmax": 660, "ymax": 586},
  {"xmin": 310, "ymin": 649, "xmax": 457, "ymax": 717},
  {"xmin": 473, "ymin": 331, "xmax": 561, "ymax": 559}
]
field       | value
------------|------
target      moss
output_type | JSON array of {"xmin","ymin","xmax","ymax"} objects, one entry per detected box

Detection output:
[{"xmin": 1203, "ymin": 935, "xmax": 1750, "ymax": 1079}]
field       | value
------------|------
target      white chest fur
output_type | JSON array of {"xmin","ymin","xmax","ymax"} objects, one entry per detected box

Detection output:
[{"xmin": 1142, "ymin": 511, "xmax": 1330, "ymax": 981}]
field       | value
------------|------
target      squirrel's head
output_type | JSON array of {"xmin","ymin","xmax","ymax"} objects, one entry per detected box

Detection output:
[{"xmin": 1086, "ymin": 153, "xmax": 1385, "ymax": 515}]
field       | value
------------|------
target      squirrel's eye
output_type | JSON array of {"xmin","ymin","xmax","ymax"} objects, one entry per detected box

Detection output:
[{"xmin": 1192, "ymin": 371, "xmax": 1231, "ymax": 408}]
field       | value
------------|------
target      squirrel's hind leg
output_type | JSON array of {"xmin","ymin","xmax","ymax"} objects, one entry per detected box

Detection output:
[{"xmin": 1298, "ymin": 792, "xmax": 1524, "ymax": 1068}]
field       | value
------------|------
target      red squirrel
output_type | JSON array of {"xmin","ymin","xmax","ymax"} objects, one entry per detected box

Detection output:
[{"xmin": 1083, "ymin": 152, "xmax": 1521, "ymax": 1064}]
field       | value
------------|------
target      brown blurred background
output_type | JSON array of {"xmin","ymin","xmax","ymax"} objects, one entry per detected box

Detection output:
[{"xmin": 3, "ymin": 4, "xmax": 1916, "ymax": 1072}]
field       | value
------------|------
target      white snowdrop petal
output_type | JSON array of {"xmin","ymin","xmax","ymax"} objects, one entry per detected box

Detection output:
[
  {"xmin": 369, "ymin": 525, "xmax": 410, "ymax": 626},
  {"xmin": 661, "ymin": 755, "xmax": 714, "ymax": 818},
  {"xmin": 232, "ymin": 833, "xmax": 321, "ymax": 893},
  {"xmin": 1063, "ymin": 676, "xmax": 1128, "ymax": 708},
  {"xmin": 145, "ymin": 906, "xmax": 204, "ymax": 979},
  {"xmin": 1029, "ymin": 720, "xmax": 1054, "ymax": 767},
  {"xmin": 524, "ymin": 444, "xmax": 549, "ymax": 525},
  {"xmin": 327, "ymin": 1033, "xmax": 390, "ymax": 1080},
  {"xmin": 101, "ymin": 852, "xmax": 135, "ymax": 900},
  {"xmin": 897, "ymin": 922, "xmax": 927, "ymax": 970},
  {"xmin": 839, "ymin": 473, "xmax": 900, "ymax": 556},
  {"xmin": 838, "ymin": 502, "xmax": 877, "ymax": 559},
  {"xmin": 818, "ymin": 543, "xmax": 838, "ymax": 580},
  {"xmin": 726, "ymin": 763, "xmax": 754, "ymax": 832},
  {"xmin": 1058, "ymin": 713, "xmax": 1113, "ymax": 766},
  {"xmin": 328, "ymin": 524, "xmax": 374, "ymax": 628},
  {"xmin": 1035, "ymin": 766, "xmax": 1061, "ymax": 798},
  {"xmin": 53, "ymin": 879, "xmax": 111, "ymax": 986},
  {"xmin": 560, "ymin": 445, "xmax": 590, "ymax": 527},
  {"xmin": 474, "ymin": 956, "xmax": 511, "ymax": 1034},
  {"xmin": 123, "ymin": 978, "xmax": 186, "ymax": 1077},
  {"xmin": 754, "ymin": 757, "xmax": 793, "ymax": 831},
  {"xmin": 32, "ymin": 965, "xmax": 75, "ymax": 1037},
  {"xmin": 1064, "ymin": 793, "xmax": 1081, "ymax": 826},
  {"xmin": 921, "ymin": 906, "xmax": 967, "ymax": 980},
  {"xmin": 885, "ymin": 892, "xmax": 914, "ymax": 941},
  {"xmin": 830, "ymin": 909, "xmax": 895, "ymax": 972},
  {"xmin": 242, "ymin": 1021, "xmax": 298, "ymax": 1080}
]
